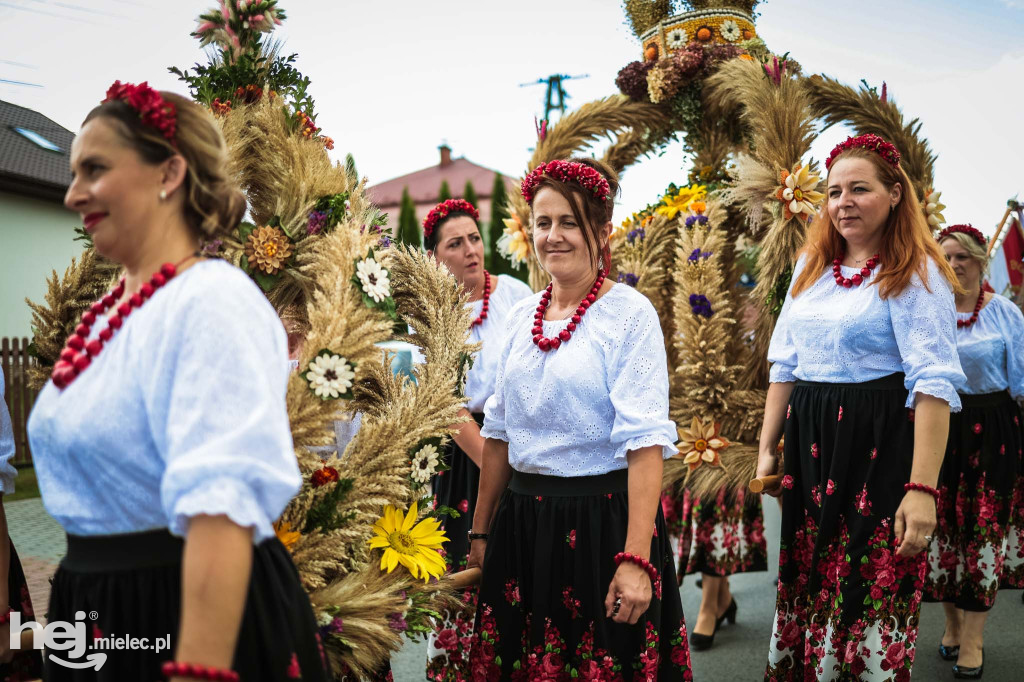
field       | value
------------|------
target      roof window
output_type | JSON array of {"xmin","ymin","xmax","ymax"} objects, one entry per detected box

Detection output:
[{"xmin": 12, "ymin": 126, "xmax": 62, "ymax": 152}]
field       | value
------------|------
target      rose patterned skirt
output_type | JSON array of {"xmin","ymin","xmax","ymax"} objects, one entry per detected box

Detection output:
[
  {"xmin": 668, "ymin": 486, "xmax": 768, "ymax": 582},
  {"xmin": 426, "ymin": 413, "xmax": 483, "ymax": 681},
  {"xmin": 471, "ymin": 469, "xmax": 693, "ymax": 681},
  {"xmin": 46, "ymin": 530, "xmax": 330, "ymax": 681},
  {"xmin": 1, "ymin": 539, "xmax": 44, "ymax": 681},
  {"xmin": 766, "ymin": 374, "xmax": 926, "ymax": 682},
  {"xmin": 924, "ymin": 390, "xmax": 1023, "ymax": 610}
]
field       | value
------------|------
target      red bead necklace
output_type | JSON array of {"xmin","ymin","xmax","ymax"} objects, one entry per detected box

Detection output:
[
  {"xmin": 531, "ymin": 269, "xmax": 606, "ymax": 352},
  {"xmin": 51, "ymin": 254, "xmax": 198, "ymax": 390},
  {"xmin": 833, "ymin": 253, "xmax": 880, "ymax": 288},
  {"xmin": 471, "ymin": 270, "xmax": 491, "ymax": 327},
  {"xmin": 957, "ymin": 288, "xmax": 985, "ymax": 328}
]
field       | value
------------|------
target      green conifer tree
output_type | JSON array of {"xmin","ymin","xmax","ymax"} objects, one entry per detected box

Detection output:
[
  {"xmin": 397, "ymin": 187, "xmax": 421, "ymax": 248},
  {"xmin": 438, "ymin": 180, "xmax": 452, "ymax": 202}
]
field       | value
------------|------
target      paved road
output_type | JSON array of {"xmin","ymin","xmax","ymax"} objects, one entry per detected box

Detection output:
[{"xmin": 9, "ymin": 498, "xmax": 1021, "ymax": 680}]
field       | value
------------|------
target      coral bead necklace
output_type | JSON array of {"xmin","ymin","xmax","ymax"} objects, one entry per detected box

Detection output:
[
  {"xmin": 957, "ymin": 288, "xmax": 985, "ymax": 328},
  {"xmin": 51, "ymin": 253, "xmax": 201, "ymax": 390},
  {"xmin": 531, "ymin": 269, "xmax": 606, "ymax": 352},
  {"xmin": 471, "ymin": 270, "xmax": 491, "ymax": 328},
  {"xmin": 833, "ymin": 253, "xmax": 880, "ymax": 288}
]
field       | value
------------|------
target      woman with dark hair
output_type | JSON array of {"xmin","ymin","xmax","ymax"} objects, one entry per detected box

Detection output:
[
  {"xmin": 756, "ymin": 134, "xmax": 965, "ymax": 680},
  {"xmin": 924, "ymin": 224, "xmax": 1024, "ymax": 678},
  {"xmin": 466, "ymin": 158, "xmax": 692, "ymax": 680},
  {"xmin": 419, "ymin": 198, "xmax": 532, "ymax": 681},
  {"xmin": 27, "ymin": 82, "xmax": 328, "ymax": 681}
]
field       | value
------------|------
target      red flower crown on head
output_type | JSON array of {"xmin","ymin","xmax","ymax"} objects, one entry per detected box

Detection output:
[
  {"xmin": 102, "ymin": 80, "xmax": 177, "ymax": 145},
  {"xmin": 422, "ymin": 199, "xmax": 479, "ymax": 240},
  {"xmin": 825, "ymin": 133, "xmax": 900, "ymax": 171},
  {"xmin": 938, "ymin": 224, "xmax": 987, "ymax": 247},
  {"xmin": 521, "ymin": 160, "xmax": 611, "ymax": 204}
]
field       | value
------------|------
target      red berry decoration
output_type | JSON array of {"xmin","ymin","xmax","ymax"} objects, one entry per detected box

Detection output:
[
  {"xmin": 957, "ymin": 289, "xmax": 985, "ymax": 328},
  {"xmin": 833, "ymin": 253, "xmax": 880, "ymax": 289},
  {"xmin": 531, "ymin": 270, "xmax": 606, "ymax": 352},
  {"xmin": 471, "ymin": 271, "xmax": 491, "ymax": 328},
  {"xmin": 49, "ymin": 255, "xmax": 195, "ymax": 390}
]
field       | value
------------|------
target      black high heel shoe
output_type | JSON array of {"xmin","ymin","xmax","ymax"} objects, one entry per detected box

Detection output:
[
  {"xmin": 939, "ymin": 644, "xmax": 960, "ymax": 661},
  {"xmin": 952, "ymin": 649, "xmax": 983, "ymax": 679},
  {"xmin": 716, "ymin": 598, "xmax": 737, "ymax": 628}
]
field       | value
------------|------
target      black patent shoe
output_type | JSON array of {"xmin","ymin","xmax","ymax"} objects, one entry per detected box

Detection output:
[
  {"xmin": 939, "ymin": 644, "xmax": 960, "ymax": 661},
  {"xmin": 953, "ymin": 650, "xmax": 983, "ymax": 679}
]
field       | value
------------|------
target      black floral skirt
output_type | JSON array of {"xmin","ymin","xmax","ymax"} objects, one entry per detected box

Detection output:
[
  {"xmin": 1, "ymin": 539, "xmax": 44, "ymax": 681},
  {"xmin": 470, "ymin": 468, "xmax": 693, "ymax": 681},
  {"xmin": 766, "ymin": 374, "xmax": 926, "ymax": 682},
  {"xmin": 924, "ymin": 390, "xmax": 1023, "ymax": 610},
  {"xmin": 667, "ymin": 485, "xmax": 768, "ymax": 581},
  {"xmin": 427, "ymin": 412, "xmax": 483, "ymax": 681},
  {"xmin": 45, "ymin": 529, "xmax": 330, "ymax": 681}
]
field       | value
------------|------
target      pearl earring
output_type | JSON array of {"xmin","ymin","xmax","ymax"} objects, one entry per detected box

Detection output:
[{"xmin": 159, "ymin": 189, "xmax": 167, "ymax": 200}]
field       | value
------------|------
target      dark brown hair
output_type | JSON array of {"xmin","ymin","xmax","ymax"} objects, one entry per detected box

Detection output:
[
  {"xmin": 527, "ymin": 156, "xmax": 619, "ymax": 272},
  {"xmin": 84, "ymin": 91, "xmax": 246, "ymax": 240}
]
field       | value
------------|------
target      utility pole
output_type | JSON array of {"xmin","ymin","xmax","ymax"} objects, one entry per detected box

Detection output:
[{"xmin": 519, "ymin": 74, "xmax": 589, "ymax": 123}]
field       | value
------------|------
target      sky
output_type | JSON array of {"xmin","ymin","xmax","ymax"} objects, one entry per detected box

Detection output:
[{"xmin": 2, "ymin": 0, "xmax": 1022, "ymax": 236}]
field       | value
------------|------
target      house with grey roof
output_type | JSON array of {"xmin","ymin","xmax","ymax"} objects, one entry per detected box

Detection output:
[{"xmin": 0, "ymin": 99, "xmax": 83, "ymax": 339}]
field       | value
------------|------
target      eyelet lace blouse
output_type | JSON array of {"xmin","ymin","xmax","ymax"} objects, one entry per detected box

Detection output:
[{"xmin": 954, "ymin": 293, "xmax": 1024, "ymax": 398}]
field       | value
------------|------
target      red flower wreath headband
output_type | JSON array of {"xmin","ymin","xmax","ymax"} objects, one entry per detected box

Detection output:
[
  {"xmin": 938, "ymin": 224, "xmax": 987, "ymax": 247},
  {"xmin": 825, "ymin": 133, "xmax": 900, "ymax": 171},
  {"xmin": 521, "ymin": 160, "xmax": 611, "ymax": 203},
  {"xmin": 102, "ymin": 80, "xmax": 177, "ymax": 146},
  {"xmin": 422, "ymin": 199, "xmax": 479, "ymax": 240}
]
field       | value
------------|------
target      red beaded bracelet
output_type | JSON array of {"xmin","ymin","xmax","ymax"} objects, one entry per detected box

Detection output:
[
  {"xmin": 161, "ymin": 661, "xmax": 240, "ymax": 682},
  {"xmin": 904, "ymin": 482, "xmax": 940, "ymax": 501},
  {"xmin": 0, "ymin": 609, "xmax": 12, "ymax": 625},
  {"xmin": 614, "ymin": 552, "xmax": 663, "ymax": 599}
]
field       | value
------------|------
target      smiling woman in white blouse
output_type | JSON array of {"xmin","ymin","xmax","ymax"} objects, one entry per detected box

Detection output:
[
  {"xmin": 418, "ymin": 198, "xmax": 532, "ymax": 681},
  {"xmin": 756, "ymin": 134, "xmax": 965, "ymax": 681},
  {"xmin": 923, "ymin": 225, "xmax": 1024, "ymax": 679},
  {"xmin": 465, "ymin": 158, "xmax": 693, "ymax": 680},
  {"xmin": 27, "ymin": 82, "xmax": 327, "ymax": 682}
]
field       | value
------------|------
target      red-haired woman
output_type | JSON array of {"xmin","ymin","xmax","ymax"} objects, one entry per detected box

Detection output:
[
  {"xmin": 923, "ymin": 225, "xmax": 1024, "ymax": 678},
  {"xmin": 418, "ymin": 198, "xmax": 532, "ymax": 681},
  {"xmin": 755, "ymin": 135, "xmax": 965, "ymax": 680},
  {"xmin": 467, "ymin": 158, "xmax": 692, "ymax": 680}
]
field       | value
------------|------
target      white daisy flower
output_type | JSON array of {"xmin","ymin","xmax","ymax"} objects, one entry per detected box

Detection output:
[
  {"xmin": 356, "ymin": 257, "xmax": 391, "ymax": 303},
  {"xmin": 720, "ymin": 20, "xmax": 741, "ymax": 42},
  {"xmin": 306, "ymin": 353, "xmax": 355, "ymax": 399},
  {"xmin": 666, "ymin": 28, "xmax": 688, "ymax": 49},
  {"xmin": 411, "ymin": 444, "xmax": 440, "ymax": 484}
]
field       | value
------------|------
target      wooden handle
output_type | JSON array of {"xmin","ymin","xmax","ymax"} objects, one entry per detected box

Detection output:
[
  {"xmin": 450, "ymin": 567, "xmax": 482, "ymax": 588},
  {"xmin": 749, "ymin": 473, "xmax": 783, "ymax": 494}
]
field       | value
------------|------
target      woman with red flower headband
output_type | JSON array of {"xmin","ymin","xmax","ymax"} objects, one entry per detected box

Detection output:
[
  {"xmin": 26, "ymin": 83, "xmax": 328, "ymax": 681},
  {"xmin": 756, "ymin": 134, "xmax": 966, "ymax": 680},
  {"xmin": 466, "ymin": 157, "xmax": 692, "ymax": 680},
  {"xmin": 418, "ymin": 197, "xmax": 532, "ymax": 682},
  {"xmin": 922, "ymin": 225, "xmax": 1024, "ymax": 677}
]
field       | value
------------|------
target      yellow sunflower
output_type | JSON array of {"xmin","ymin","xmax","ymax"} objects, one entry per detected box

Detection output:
[
  {"xmin": 368, "ymin": 501, "xmax": 448, "ymax": 583},
  {"xmin": 678, "ymin": 416, "xmax": 731, "ymax": 471},
  {"xmin": 656, "ymin": 184, "xmax": 707, "ymax": 220},
  {"xmin": 273, "ymin": 519, "xmax": 301, "ymax": 551}
]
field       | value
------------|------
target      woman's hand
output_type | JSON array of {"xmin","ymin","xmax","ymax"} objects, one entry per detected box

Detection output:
[
  {"xmin": 754, "ymin": 449, "xmax": 782, "ymax": 498},
  {"xmin": 894, "ymin": 490, "xmax": 936, "ymax": 558},
  {"xmin": 466, "ymin": 538, "xmax": 486, "ymax": 572},
  {"xmin": 603, "ymin": 562, "xmax": 651, "ymax": 625}
]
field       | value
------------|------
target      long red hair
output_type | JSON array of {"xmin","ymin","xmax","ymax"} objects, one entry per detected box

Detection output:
[{"xmin": 791, "ymin": 147, "xmax": 960, "ymax": 299}]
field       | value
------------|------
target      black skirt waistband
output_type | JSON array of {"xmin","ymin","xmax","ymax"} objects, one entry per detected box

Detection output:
[
  {"xmin": 795, "ymin": 372, "xmax": 905, "ymax": 391},
  {"xmin": 470, "ymin": 412, "xmax": 485, "ymax": 426},
  {"xmin": 63, "ymin": 529, "xmax": 184, "ymax": 573},
  {"xmin": 509, "ymin": 468, "xmax": 628, "ymax": 496},
  {"xmin": 959, "ymin": 389, "xmax": 1014, "ymax": 409}
]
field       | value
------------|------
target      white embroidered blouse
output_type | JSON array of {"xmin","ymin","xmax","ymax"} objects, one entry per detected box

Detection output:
[
  {"xmin": 954, "ymin": 293, "xmax": 1024, "ymax": 398},
  {"xmin": 481, "ymin": 283, "xmax": 678, "ymax": 476}
]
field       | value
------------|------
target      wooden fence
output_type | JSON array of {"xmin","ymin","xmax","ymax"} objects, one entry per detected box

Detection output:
[{"xmin": 1, "ymin": 337, "xmax": 38, "ymax": 467}]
